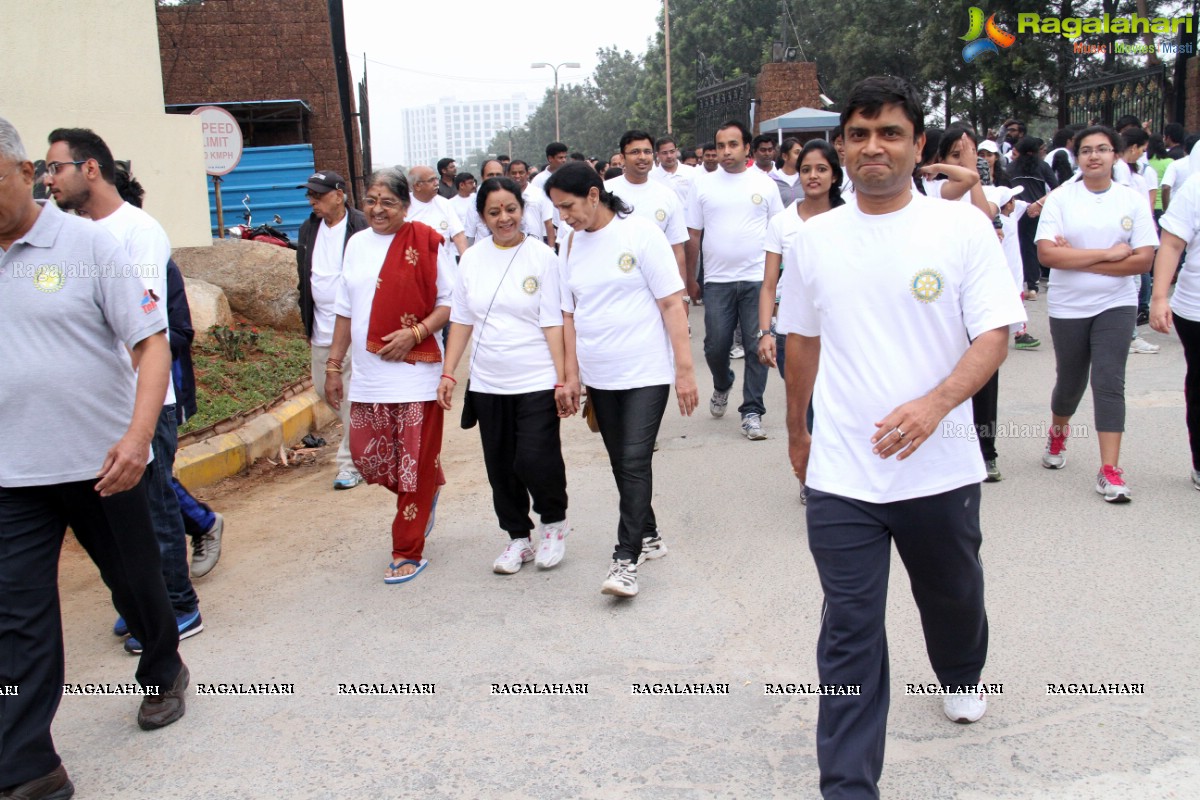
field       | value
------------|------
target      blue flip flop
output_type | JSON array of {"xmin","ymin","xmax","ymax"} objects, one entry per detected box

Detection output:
[
  {"xmin": 424, "ymin": 490, "xmax": 440, "ymax": 538},
  {"xmin": 384, "ymin": 558, "xmax": 428, "ymax": 584}
]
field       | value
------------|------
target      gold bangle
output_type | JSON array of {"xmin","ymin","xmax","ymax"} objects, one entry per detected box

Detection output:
[{"xmin": 326, "ymin": 367, "xmax": 343, "ymax": 374}]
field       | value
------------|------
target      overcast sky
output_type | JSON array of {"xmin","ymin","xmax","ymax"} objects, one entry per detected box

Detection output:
[{"xmin": 344, "ymin": 0, "xmax": 663, "ymax": 164}]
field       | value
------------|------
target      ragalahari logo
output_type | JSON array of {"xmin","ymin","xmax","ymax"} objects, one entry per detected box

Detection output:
[{"xmin": 961, "ymin": 7, "xmax": 1016, "ymax": 62}]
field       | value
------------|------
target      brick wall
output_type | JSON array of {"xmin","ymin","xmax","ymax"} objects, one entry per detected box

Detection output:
[
  {"xmin": 754, "ymin": 62, "xmax": 821, "ymax": 134},
  {"xmin": 1187, "ymin": 58, "xmax": 1199, "ymax": 133},
  {"xmin": 157, "ymin": 0, "xmax": 358, "ymax": 195}
]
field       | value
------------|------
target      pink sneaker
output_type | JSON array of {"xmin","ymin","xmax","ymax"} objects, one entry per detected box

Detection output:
[
  {"xmin": 1096, "ymin": 465, "xmax": 1131, "ymax": 503},
  {"xmin": 1041, "ymin": 430, "xmax": 1067, "ymax": 469}
]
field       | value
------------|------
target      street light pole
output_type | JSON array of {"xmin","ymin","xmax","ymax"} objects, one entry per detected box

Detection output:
[{"xmin": 531, "ymin": 61, "xmax": 581, "ymax": 141}]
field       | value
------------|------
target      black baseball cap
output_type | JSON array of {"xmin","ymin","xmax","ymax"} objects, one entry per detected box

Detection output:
[{"xmin": 301, "ymin": 171, "xmax": 346, "ymax": 194}]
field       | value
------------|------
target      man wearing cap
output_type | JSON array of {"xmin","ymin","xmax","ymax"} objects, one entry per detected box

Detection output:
[{"xmin": 297, "ymin": 170, "xmax": 369, "ymax": 490}]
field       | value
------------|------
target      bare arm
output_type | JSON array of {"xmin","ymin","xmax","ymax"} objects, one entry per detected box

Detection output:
[
  {"xmin": 919, "ymin": 163, "xmax": 980, "ymax": 202},
  {"xmin": 870, "ymin": 327, "xmax": 1009, "ymax": 461},
  {"xmin": 545, "ymin": 220, "xmax": 556, "ymax": 248},
  {"xmin": 685, "ymin": 228, "xmax": 702, "ymax": 299},
  {"xmin": 785, "ymin": 333, "xmax": 820, "ymax": 483},
  {"xmin": 557, "ymin": 312, "xmax": 581, "ymax": 416},
  {"xmin": 670, "ymin": 242, "xmax": 686, "ymax": 286},
  {"xmin": 96, "ymin": 331, "xmax": 170, "ymax": 496},
  {"xmin": 1150, "ymin": 231, "xmax": 1186, "ymax": 334},
  {"xmin": 436, "ymin": 321, "xmax": 474, "ymax": 410},
  {"xmin": 323, "ymin": 315, "xmax": 352, "ymax": 410},
  {"xmin": 451, "ymin": 232, "xmax": 468, "ymax": 258},
  {"xmin": 1038, "ymin": 238, "xmax": 1132, "ymax": 271},
  {"xmin": 656, "ymin": 290, "xmax": 698, "ymax": 415},
  {"xmin": 757, "ymin": 252, "xmax": 783, "ymax": 367}
]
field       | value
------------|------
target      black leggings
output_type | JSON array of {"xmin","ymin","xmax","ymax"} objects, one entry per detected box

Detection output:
[
  {"xmin": 1175, "ymin": 313, "xmax": 1200, "ymax": 470},
  {"xmin": 1049, "ymin": 307, "xmax": 1135, "ymax": 432}
]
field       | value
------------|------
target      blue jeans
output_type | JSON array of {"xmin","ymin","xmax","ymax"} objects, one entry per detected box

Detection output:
[
  {"xmin": 147, "ymin": 405, "xmax": 199, "ymax": 615},
  {"xmin": 703, "ymin": 280, "xmax": 767, "ymax": 418}
]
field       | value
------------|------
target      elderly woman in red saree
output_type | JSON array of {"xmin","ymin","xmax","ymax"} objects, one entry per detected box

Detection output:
[{"xmin": 325, "ymin": 168, "xmax": 452, "ymax": 583}]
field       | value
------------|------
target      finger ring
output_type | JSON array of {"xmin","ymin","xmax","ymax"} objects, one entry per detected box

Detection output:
[{"xmin": 897, "ymin": 428, "xmax": 906, "ymax": 439}]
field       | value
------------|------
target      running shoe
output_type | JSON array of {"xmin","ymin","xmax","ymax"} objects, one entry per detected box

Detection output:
[
  {"xmin": 190, "ymin": 512, "xmax": 224, "ymax": 578},
  {"xmin": 710, "ymin": 389, "xmax": 730, "ymax": 418},
  {"xmin": 493, "ymin": 538, "xmax": 534, "ymax": 574},
  {"xmin": 984, "ymin": 459, "xmax": 1002, "ymax": 482},
  {"xmin": 1014, "ymin": 332, "xmax": 1040, "ymax": 349},
  {"xmin": 125, "ymin": 609, "xmax": 203, "ymax": 655},
  {"xmin": 741, "ymin": 413, "xmax": 767, "ymax": 440},
  {"xmin": 943, "ymin": 691, "xmax": 987, "ymax": 723},
  {"xmin": 535, "ymin": 522, "xmax": 569, "ymax": 569},
  {"xmin": 1096, "ymin": 465, "xmax": 1132, "ymax": 503},
  {"xmin": 1192, "ymin": 469, "xmax": 1200, "ymax": 491},
  {"xmin": 600, "ymin": 559, "xmax": 639, "ymax": 597},
  {"xmin": 639, "ymin": 534, "xmax": 668, "ymax": 563},
  {"xmin": 1042, "ymin": 430, "xmax": 1067, "ymax": 469},
  {"xmin": 333, "ymin": 469, "xmax": 364, "ymax": 490},
  {"xmin": 1129, "ymin": 336, "xmax": 1160, "ymax": 354}
]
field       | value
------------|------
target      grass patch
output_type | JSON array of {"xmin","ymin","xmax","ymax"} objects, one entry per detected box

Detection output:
[{"xmin": 180, "ymin": 326, "xmax": 310, "ymax": 434}]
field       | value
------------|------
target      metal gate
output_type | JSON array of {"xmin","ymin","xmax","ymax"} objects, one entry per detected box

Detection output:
[
  {"xmin": 1065, "ymin": 66, "xmax": 1167, "ymax": 130},
  {"xmin": 696, "ymin": 74, "xmax": 752, "ymax": 148}
]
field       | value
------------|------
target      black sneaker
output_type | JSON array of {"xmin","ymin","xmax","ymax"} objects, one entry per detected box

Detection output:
[{"xmin": 1136, "ymin": 310, "xmax": 1150, "ymax": 326}]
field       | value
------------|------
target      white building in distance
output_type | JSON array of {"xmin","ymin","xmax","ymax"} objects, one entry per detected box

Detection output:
[{"xmin": 402, "ymin": 94, "xmax": 536, "ymax": 168}]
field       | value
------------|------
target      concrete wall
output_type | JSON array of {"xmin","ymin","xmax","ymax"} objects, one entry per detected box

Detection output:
[
  {"xmin": 6, "ymin": 0, "xmax": 212, "ymax": 248},
  {"xmin": 157, "ymin": 0, "xmax": 355, "ymax": 194},
  {"xmin": 755, "ymin": 63, "xmax": 822, "ymax": 134}
]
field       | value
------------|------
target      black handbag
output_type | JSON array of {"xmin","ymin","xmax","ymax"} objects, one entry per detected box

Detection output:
[{"xmin": 459, "ymin": 237, "xmax": 527, "ymax": 430}]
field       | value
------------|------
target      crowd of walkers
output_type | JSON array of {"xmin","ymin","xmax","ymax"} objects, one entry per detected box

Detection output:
[{"xmin": 3, "ymin": 72, "xmax": 1199, "ymax": 798}]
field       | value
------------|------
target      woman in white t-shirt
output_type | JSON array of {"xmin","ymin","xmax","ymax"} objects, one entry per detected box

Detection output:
[
  {"xmin": 325, "ymin": 168, "xmax": 452, "ymax": 583},
  {"xmin": 437, "ymin": 178, "xmax": 570, "ymax": 575},
  {"xmin": 771, "ymin": 137, "xmax": 804, "ymax": 207},
  {"xmin": 1150, "ymin": 175, "xmax": 1200, "ymax": 490},
  {"xmin": 758, "ymin": 138, "xmax": 844, "ymax": 384},
  {"xmin": 1035, "ymin": 126, "xmax": 1159, "ymax": 502},
  {"xmin": 546, "ymin": 162, "xmax": 698, "ymax": 598}
]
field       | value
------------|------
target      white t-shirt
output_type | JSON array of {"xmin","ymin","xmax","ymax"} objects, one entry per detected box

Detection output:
[
  {"xmin": 449, "ymin": 193, "xmax": 475, "ymax": 235},
  {"xmin": 94, "ymin": 202, "xmax": 175, "ymax": 406},
  {"xmin": 407, "ymin": 195, "xmax": 464, "ymax": 286},
  {"xmin": 604, "ymin": 175, "xmax": 688, "ymax": 245},
  {"xmin": 922, "ymin": 178, "xmax": 974, "ymax": 204},
  {"xmin": 685, "ymin": 167, "xmax": 784, "ymax": 283},
  {"xmin": 309, "ymin": 214, "xmax": 348, "ymax": 347},
  {"xmin": 777, "ymin": 194, "xmax": 1025, "ymax": 503},
  {"xmin": 559, "ymin": 215, "xmax": 683, "ymax": 390},
  {"xmin": 531, "ymin": 169, "xmax": 552, "ymax": 192},
  {"xmin": 1035, "ymin": 180, "xmax": 1158, "ymax": 319},
  {"xmin": 650, "ymin": 162, "xmax": 695, "ymax": 207},
  {"xmin": 522, "ymin": 185, "xmax": 554, "ymax": 240},
  {"xmin": 451, "ymin": 236, "xmax": 562, "ymax": 394},
  {"xmin": 1000, "ymin": 201, "xmax": 1027, "ymax": 290},
  {"xmin": 765, "ymin": 201, "xmax": 806, "ymax": 310},
  {"xmin": 335, "ymin": 226, "xmax": 453, "ymax": 403},
  {"xmin": 1158, "ymin": 176, "xmax": 1200, "ymax": 322}
]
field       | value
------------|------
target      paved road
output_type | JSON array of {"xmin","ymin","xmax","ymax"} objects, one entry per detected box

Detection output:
[{"xmin": 55, "ymin": 297, "xmax": 1199, "ymax": 798}]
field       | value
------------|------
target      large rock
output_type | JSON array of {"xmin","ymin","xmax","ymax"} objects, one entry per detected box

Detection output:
[
  {"xmin": 173, "ymin": 239, "xmax": 301, "ymax": 331},
  {"xmin": 184, "ymin": 277, "xmax": 234, "ymax": 342}
]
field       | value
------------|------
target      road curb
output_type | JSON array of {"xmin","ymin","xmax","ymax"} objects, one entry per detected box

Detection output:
[{"xmin": 175, "ymin": 389, "xmax": 338, "ymax": 489}]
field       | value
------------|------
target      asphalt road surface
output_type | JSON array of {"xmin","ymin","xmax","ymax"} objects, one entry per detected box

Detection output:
[{"xmin": 54, "ymin": 297, "xmax": 1199, "ymax": 798}]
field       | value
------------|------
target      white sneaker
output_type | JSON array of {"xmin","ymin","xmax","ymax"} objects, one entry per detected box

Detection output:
[
  {"xmin": 535, "ymin": 521, "xmax": 569, "ymax": 569},
  {"xmin": 943, "ymin": 691, "xmax": 987, "ymax": 723},
  {"xmin": 493, "ymin": 538, "xmax": 534, "ymax": 574},
  {"xmin": 730, "ymin": 343, "xmax": 745, "ymax": 359},
  {"xmin": 1096, "ymin": 465, "xmax": 1132, "ymax": 503},
  {"xmin": 710, "ymin": 389, "xmax": 730, "ymax": 418},
  {"xmin": 600, "ymin": 559, "xmax": 639, "ymax": 597},
  {"xmin": 333, "ymin": 470, "xmax": 363, "ymax": 490},
  {"xmin": 1129, "ymin": 336, "xmax": 1160, "ymax": 354},
  {"xmin": 638, "ymin": 534, "xmax": 668, "ymax": 564},
  {"xmin": 741, "ymin": 413, "xmax": 767, "ymax": 440},
  {"xmin": 1192, "ymin": 469, "xmax": 1200, "ymax": 491}
]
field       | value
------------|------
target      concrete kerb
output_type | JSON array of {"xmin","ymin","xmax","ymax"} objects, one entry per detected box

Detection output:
[{"xmin": 174, "ymin": 389, "xmax": 338, "ymax": 489}]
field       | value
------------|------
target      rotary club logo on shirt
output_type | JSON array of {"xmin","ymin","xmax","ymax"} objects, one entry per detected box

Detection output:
[
  {"xmin": 910, "ymin": 269, "xmax": 946, "ymax": 304},
  {"xmin": 617, "ymin": 252, "xmax": 637, "ymax": 273},
  {"xmin": 522, "ymin": 276, "xmax": 539, "ymax": 294},
  {"xmin": 655, "ymin": 208, "xmax": 667, "ymax": 222},
  {"xmin": 33, "ymin": 264, "xmax": 65, "ymax": 293},
  {"xmin": 751, "ymin": 193, "xmax": 764, "ymax": 205},
  {"xmin": 1121, "ymin": 216, "xmax": 1133, "ymax": 232}
]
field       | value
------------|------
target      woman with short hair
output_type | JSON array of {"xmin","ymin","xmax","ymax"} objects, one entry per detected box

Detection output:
[
  {"xmin": 438, "ymin": 178, "xmax": 570, "ymax": 574},
  {"xmin": 325, "ymin": 168, "xmax": 452, "ymax": 583},
  {"xmin": 546, "ymin": 162, "xmax": 698, "ymax": 598}
]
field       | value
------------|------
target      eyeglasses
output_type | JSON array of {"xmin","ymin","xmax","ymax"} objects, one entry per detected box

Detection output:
[
  {"xmin": 1078, "ymin": 146, "xmax": 1115, "ymax": 157},
  {"xmin": 363, "ymin": 197, "xmax": 401, "ymax": 209},
  {"xmin": 45, "ymin": 160, "xmax": 89, "ymax": 176},
  {"xmin": 0, "ymin": 166, "xmax": 19, "ymax": 183}
]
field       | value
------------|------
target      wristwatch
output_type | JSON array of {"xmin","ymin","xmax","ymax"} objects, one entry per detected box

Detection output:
[{"xmin": 755, "ymin": 329, "xmax": 771, "ymax": 340}]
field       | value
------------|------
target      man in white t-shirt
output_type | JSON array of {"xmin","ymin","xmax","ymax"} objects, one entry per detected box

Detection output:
[
  {"xmin": 605, "ymin": 130, "xmax": 688, "ymax": 282},
  {"xmin": 651, "ymin": 135, "xmax": 696, "ymax": 208},
  {"xmin": 407, "ymin": 165, "xmax": 468, "ymax": 292},
  {"xmin": 297, "ymin": 170, "xmax": 369, "ymax": 489},
  {"xmin": 462, "ymin": 159, "xmax": 505, "ymax": 242},
  {"xmin": 685, "ymin": 120, "xmax": 783, "ymax": 440},
  {"xmin": 448, "ymin": 172, "xmax": 477, "ymax": 242},
  {"xmin": 507, "ymin": 159, "xmax": 556, "ymax": 246},
  {"xmin": 44, "ymin": 127, "xmax": 204, "ymax": 644},
  {"xmin": 1161, "ymin": 136, "xmax": 1200, "ymax": 210},
  {"xmin": 530, "ymin": 141, "xmax": 568, "ymax": 192},
  {"xmin": 777, "ymin": 77, "xmax": 1025, "ymax": 798},
  {"xmin": 750, "ymin": 134, "xmax": 779, "ymax": 179}
]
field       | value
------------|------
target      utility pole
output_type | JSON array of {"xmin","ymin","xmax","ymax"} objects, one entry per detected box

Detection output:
[{"xmin": 664, "ymin": 0, "xmax": 673, "ymax": 134}]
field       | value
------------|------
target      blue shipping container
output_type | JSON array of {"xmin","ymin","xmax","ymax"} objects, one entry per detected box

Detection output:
[{"xmin": 206, "ymin": 144, "xmax": 315, "ymax": 241}]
